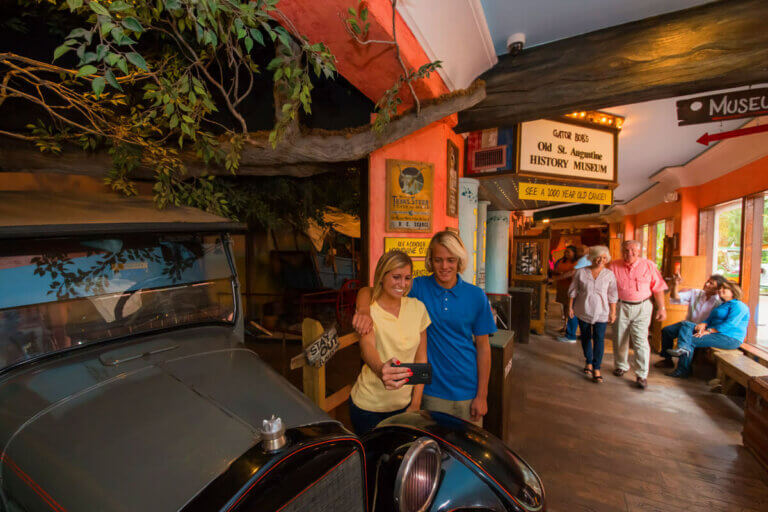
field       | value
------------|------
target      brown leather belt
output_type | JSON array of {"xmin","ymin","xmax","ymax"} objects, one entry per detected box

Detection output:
[{"xmin": 619, "ymin": 298, "xmax": 650, "ymax": 305}]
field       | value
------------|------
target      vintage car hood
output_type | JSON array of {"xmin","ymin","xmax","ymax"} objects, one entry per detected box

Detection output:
[{"xmin": 0, "ymin": 326, "xmax": 332, "ymax": 512}]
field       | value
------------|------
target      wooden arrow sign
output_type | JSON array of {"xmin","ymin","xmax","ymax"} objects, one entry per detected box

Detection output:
[{"xmin": 697, "ymin": 124, "xmax": 768, "ymax": 145}]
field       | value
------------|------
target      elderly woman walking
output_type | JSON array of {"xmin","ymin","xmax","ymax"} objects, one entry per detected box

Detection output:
[{"xmin": 567, "ymin": 246, "xmax": 618, "ymax": 383}]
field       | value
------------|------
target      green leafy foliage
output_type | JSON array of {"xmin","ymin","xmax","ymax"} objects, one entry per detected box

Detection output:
[{"xmin": 5, "ymin": 0, "xmax": 338, "ymax": 225}]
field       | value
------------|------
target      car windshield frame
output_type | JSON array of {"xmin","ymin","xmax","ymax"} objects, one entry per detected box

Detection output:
[{"xmin": 0, "ymin": 231, "xmax": 239, "ymax": 374}]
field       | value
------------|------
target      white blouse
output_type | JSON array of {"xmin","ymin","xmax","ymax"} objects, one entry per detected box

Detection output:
[{"xmin": 568, "ymin": 267, "xmax": 619, "ymax": 324}]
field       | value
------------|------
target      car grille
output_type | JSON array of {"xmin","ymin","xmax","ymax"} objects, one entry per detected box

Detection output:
[{"xmin": 280, "ymin": 452, "xmax": 364, "ymax": 512}]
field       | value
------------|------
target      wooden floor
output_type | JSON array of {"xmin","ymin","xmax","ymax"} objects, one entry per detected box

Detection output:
[{"xmin": 506, "ymin": 328, "xmax": 768, "ymax": 511}]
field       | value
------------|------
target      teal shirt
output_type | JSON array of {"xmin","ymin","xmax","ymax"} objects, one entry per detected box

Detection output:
[{"xmin": 706, "ymin": 299, "xmax": 749, "ymax": 342}]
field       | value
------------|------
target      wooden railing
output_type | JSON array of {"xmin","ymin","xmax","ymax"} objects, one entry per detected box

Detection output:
[{"xmin": 289, "ymin": 318, "xmax": 360, "ymax": 412}]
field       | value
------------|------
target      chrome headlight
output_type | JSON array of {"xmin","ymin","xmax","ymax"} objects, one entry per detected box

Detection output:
[{"xmin": 394, "ymin": 437, "xmax": 442, "ymax": 512}]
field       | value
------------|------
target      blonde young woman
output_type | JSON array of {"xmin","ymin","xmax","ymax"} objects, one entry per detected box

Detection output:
[{"xmin": 348, "ymin": 250, "xmax": 430, "ymax": 435}]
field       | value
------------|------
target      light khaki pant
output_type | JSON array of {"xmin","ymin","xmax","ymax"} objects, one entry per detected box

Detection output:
[
  {"xmin": 614, "ymin": 300, "xmax": 653, "ymax": 379},
  {"xmin": 422, "ymin": 395, "xmax": 483, "ymax": 427}
]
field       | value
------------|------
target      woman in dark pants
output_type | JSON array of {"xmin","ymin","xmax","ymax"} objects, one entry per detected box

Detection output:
[
  {"xmin": 554, "ymin": 245, "xmax": 579, "ymax": 343},
  {"xmin": 667, "ymin": 280, "xmax": 749, "ymax": 377},
  {"xmin": 567, "ymin": 246, "xmax": 618, "ymax": 383}
]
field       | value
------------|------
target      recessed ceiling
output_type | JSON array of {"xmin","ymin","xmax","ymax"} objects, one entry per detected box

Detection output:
[
  {"xmin": 605, "ymin": 84, "xmax": 762, "ymax": 202},
  {"xmin": 479, "ymin": 0, "xmax": 715, "ymax": 54}
]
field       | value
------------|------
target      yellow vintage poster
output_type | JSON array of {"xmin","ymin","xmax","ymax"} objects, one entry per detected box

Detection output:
[
  {"xmin": 384, "ymin": 237, "xmax": 430, "ymax": 257},
  {"xmin": 386, "ymin": 159, "xmax": 433, "ymax": 233},
  {"xmin": 411, "ymin": 259, "xmax": 430, "ymax": 278}
]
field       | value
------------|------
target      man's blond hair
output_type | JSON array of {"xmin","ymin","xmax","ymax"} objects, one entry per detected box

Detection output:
[{"xmin": 424, "ymin": 230, "xmax": 468, "ymax": 274}]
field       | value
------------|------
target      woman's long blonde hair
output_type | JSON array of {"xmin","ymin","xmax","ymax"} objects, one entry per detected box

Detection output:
[{"xmin": 371, "ymin": 250, "xmax": 413, "ymax": 302}]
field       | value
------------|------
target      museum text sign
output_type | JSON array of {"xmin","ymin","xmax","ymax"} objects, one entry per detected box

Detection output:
[
  {"xmin": 517, "ymin": 119, "xmax": 616, "ymax": 184},
  {"xmin": 518, "ymin": 182, "xmax": 612, "ymax": 206},
  {"xmin": 677, "ymin": 87, "xmax": 768, "ymax": 126}
]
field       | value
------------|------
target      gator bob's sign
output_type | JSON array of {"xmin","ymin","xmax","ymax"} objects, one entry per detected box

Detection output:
[
  {"xmin": 518, "ymin": 182, "xmax": 612, "ymax": 206},
  {"xmin": 386, "ymin": 159, "xmax": 433, "ymax": 233},
  {"xmin": 517, "ymin": 119, "xmax": 616, "ymax": 184}
]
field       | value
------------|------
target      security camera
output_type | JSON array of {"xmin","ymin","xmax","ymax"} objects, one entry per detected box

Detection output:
[{"xmin": 506, "ymin": 33, "xmax": 526, "ymax": 55}]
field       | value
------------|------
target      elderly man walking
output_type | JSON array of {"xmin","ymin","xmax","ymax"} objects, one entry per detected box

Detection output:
[{"xmin": 607, "ymin": 240, "xmax": 668, "ymax": 389}]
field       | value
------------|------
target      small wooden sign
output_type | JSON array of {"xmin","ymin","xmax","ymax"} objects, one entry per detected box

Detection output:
[
  {"xmin": 677, "ymin": 87, "xmax": 768, "ymax": 126},
  {"xmin": 386, "ymin": 159, "xmax": 433, "ymax": 233},
  {"xmin": 518, "ymin": 182, "xmax": 612, "ymax": 205},
  {"xmin": 384, "ymin": 237, "xmax": 430, "ymax": 257},
  {"xmin": 446, "ymin": 140, "xmax": 460, "ymax": 218}
]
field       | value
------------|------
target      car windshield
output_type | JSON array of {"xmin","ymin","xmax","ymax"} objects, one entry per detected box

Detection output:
[{"xmin": 0, "ymin": 233, "xmax": 236, "ymax": 371}]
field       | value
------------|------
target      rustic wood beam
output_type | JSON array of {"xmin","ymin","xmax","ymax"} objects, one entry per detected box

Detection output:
[
  {"xmin": 0, "ymin": 81, "xmax": 485, "ymax": 178},
  {"xmin": 456, "ymin": 0, "xmax": 768, "ymax": 133}
]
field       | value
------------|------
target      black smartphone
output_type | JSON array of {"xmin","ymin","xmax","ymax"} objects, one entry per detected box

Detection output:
[{"xmin": 394, "ymin": 363, "xmax": 432, "ymax": 385}]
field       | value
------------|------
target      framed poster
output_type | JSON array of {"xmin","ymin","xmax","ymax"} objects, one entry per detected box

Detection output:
[
  {"xmin": 516, "ymin": 118, "xmax": 617, "ymax": 185},
  {"xmin": 386, "ymin": 159, "xmax": 433, "ymax": 233},
  {"xmin": 446, "ymin": 140, "xmax": 459, "ymax": 218}
]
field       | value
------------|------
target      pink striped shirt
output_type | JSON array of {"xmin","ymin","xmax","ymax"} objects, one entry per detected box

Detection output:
[{"xmin": 607, "ymin": 258, "xmax": 668, "ymax": 302}]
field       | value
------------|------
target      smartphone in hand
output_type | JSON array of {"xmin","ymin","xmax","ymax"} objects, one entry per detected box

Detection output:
[{"xmin": 393, "ymin": 362, "xmax": 432, "ymax": 385}]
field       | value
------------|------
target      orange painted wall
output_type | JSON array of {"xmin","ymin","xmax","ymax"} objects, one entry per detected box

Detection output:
[
  {"xmin": 622, "ymin": 154, "xmax": 768, "ymax": 257},
  {"xmin": 622, "ymin": 214, "xmax": 636, "ymax": 241},
  {"xmin": 367, "ymin": 119, "xmax": 462, "ymax": 284},
  {"xmin": 276, "ymin": 0, "xmax": 448, "ymax": 106},
  {"xmin": 695, "ymin": 154, "xmax": 768, "ymax": 210}
]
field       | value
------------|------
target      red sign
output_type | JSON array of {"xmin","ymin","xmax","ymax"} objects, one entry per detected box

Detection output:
[{"xmin": 696, "ymin": 124, "xmax": 768, "ymax": 146}]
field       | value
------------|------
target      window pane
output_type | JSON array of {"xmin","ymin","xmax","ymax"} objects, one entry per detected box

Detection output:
[
  {"xmin": 712, "ymin": 200, "xmax": 742, "ymax": 281},
  {"xmin": 758, "ymin": 195, "xmax": 768, "ymax": 348},
  {"xmin": 642, "ymin": 225, "xmax": 649, "ymax": 259},
  {"xmin": 655, "ymin": 221, "xmax": 665, "ymax": 269}
]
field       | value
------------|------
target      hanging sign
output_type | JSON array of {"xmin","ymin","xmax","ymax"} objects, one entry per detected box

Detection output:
[
  {"xmin": 386, "ymin": 159, "xmax": 433, "ymax": 233},
  {"xmin": 384, "ymin": 237, "xmax": 429, "ymax": 257},
  {"xmin": 518, "ymin": 182, "xmax": 612, "ymax": 205},
  {"xmin": 677, "ymin": 87, "xmax": 768, "ymax": 126},
  {"xmin": 446, "ymin": 140, "xmax": 460, "ymax": 218},
  {"xmin": 517, "ymin": 119, "xmax": 616, "ymax": 184}
]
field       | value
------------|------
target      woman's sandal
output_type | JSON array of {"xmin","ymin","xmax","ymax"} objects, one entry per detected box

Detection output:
[
  {"xmin": 593, "ymin": 372, "xmax": 604, "ymax": 383},
  {"xmin": 583, "ymin": 365, "xmax": 593, "ymax": 376}
]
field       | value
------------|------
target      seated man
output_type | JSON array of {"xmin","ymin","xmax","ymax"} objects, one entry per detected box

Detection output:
[{"xmin": 656, "ymin": 272, "xmax": 726, "ymax": 376}]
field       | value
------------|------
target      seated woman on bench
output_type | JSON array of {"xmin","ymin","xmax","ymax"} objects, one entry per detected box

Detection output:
[{"xmin": 666, "ymin": 280, "xmax": 749, "ymax": 378}]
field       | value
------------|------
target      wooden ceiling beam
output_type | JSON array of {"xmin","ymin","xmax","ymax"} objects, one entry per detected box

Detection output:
[{"xmin": 456, "ymin": 0, "xmax": 768, "ymax": 133}]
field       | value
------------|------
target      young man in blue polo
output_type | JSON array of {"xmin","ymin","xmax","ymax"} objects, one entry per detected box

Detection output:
[{"xmin": 353, "ymin": 231, "xmax": 496, "ymax": 425}]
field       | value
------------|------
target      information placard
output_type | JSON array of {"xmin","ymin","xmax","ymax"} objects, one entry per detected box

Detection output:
[
  {"xmin": 518, "ymin": 182, "xmax": 612, "ymax": 205},
  {"xmin": 518, "ymin": 119, "xmax": 616, "ymax": 184}
]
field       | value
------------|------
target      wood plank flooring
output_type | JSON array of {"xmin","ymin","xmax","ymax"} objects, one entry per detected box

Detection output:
[{"xmin": 507, "ymin": 330, "xmax": 768, "ymax": 511}]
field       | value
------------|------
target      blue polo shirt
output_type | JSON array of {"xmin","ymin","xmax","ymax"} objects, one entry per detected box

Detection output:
[
  {"xmin": 706, "ymin": 299, "xmax": 750, "ymax": 342},
  {"xmin": 409, "ymin": 274, "xmax": 497, "ymax": 401}
]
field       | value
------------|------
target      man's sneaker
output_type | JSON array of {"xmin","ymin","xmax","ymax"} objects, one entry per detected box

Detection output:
[
  {"xmin": 654, "ymin": 358, "xmax": 675, "ymax": 368},
  {"xmin": 555, "ymin": 336, "xmax": 577, "ymax": 344},
  {"xmin": 666, "ymin": 347, "xmax": 690, "ymax": 358},
  {"xmin": 636, "ymin": 377, "xmax": 648, "ymax": 389}
]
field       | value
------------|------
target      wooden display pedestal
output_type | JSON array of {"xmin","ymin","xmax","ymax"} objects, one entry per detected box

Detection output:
[{"xmin": 485, "ymin": 329, "xmax": 515, "ymax": 441}]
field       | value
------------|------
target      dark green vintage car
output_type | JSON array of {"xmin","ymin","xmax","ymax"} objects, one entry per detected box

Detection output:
[{"xmin": 0, "ymin": 192, "xmax": 544, "ymax": 512}]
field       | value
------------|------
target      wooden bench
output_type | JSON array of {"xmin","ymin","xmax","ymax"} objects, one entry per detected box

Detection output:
[{"xmin": 711, "ymin": 348, "xmax": 768, "ymax": 394}]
